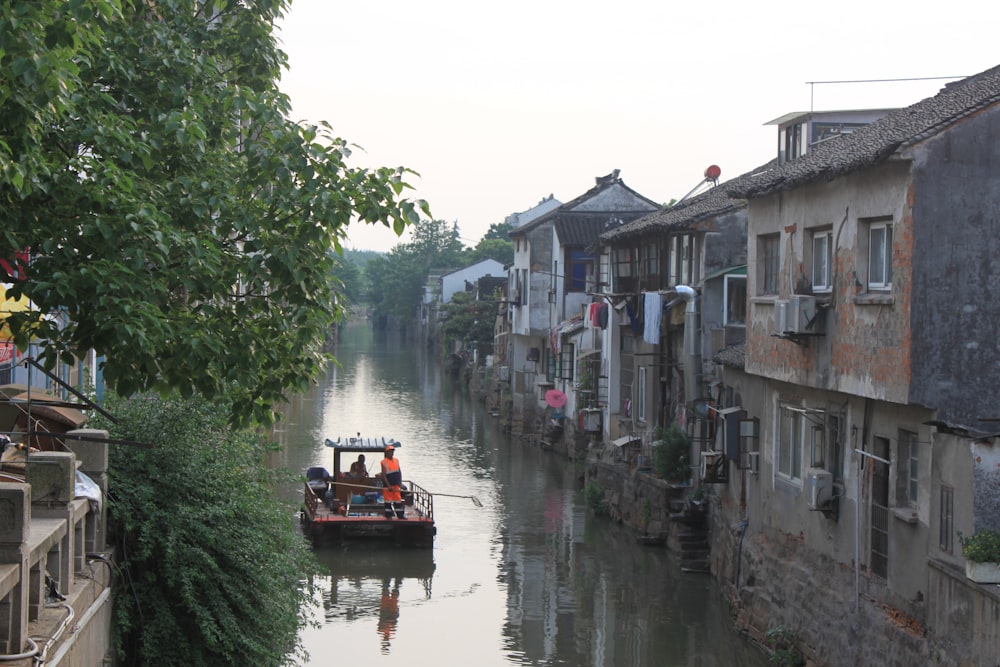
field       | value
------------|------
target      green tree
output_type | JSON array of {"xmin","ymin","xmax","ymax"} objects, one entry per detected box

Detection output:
[
  {"xmin": 94, "ymin": 392, "xmax": 320, "ymax": 666},
  {"xmin": 366, "ymin": 219, "xmax": 464, "ymax": 324},
  {"xmin": 0, "ymin": 0, "xmax": 426, "ymax": 426},
  {"xmin": 437, "ymin": 290, "xmax": 496, "ymax": 357},
  {"xmin": 466, "ymin": 237, "xmax": 513, "ymax": 266},
  {"xmin": 329, "ymin": 253, "xmax": 364, "ymax": 308},
  {"xmin": 482, "ymin": 221, "xmax": 513, "ymax": 240},
  {"xmin": 405, "ymin": 218, "xmax": 466, "ymax": 267}
]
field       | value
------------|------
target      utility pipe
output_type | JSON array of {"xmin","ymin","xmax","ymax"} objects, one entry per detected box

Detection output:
[{"xmin": 675, "ymin": 285, "xmax": 703, "ymax": 405}]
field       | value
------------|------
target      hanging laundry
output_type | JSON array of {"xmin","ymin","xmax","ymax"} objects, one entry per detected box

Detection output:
[
  {"xmin": 625, "ymin": 299, "xmax": 639, "ymax": 334},
  {"xmin": 590, "ymin": 302, "xmax": 601, "ymax": 328},
  {"xmin": 597, "ymin": 303, "xmax": 609, "ymax": 329},
  {"xmin": 643, "ymin": 292, "xmax": 662, "ymax": 344}
]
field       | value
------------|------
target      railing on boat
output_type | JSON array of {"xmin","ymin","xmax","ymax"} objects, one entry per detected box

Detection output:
[
  {"xmin": 407, "ymin": 481, "xmax": 433, "ymax": 521},
  {"xmin": 303, "ymin": 482, "xmax": 319, "ymax": 516},
  {"xmin": 303, "ymin": 479, "xmax": 433, "ymax": 521}
]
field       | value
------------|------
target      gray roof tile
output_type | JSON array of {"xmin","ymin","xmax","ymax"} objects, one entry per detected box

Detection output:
[
  {"xmin": 730, "ymin": 64, "xmax": 1000, "ymax": 199},
  {"xmin": 600, "ymin": 161, "xmax": 776, "ymax": 243}
]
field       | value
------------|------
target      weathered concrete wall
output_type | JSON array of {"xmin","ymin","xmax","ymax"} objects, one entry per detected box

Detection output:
[
  {"xmin": 713, "ymin": 519, "xmax": 1000, "ymax": 666},
  {"xmin": 908, "ymin": 105, "xmax": 1000, "ymax": 432},
  {"xmin": 715, "ymin": 521, "xmax": 933, "ymax": 666},
  {"xmin": 926, "ymin": 559, "xmax": 1000, "ymax": 665},
  {"xmin": 744, "ymin": 163, "xmax": 914, "ymax": 403}
]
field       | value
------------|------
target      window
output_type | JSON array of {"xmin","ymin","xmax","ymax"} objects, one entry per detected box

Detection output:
[
  {"xmin": 868, "ymin": 220, "xmax": 893, "ymax": 290},
  {"xmin": 811, "ymin": 229, "xmax": 833, "ymax": 292},
  {"xmin": 896, "ymin": 429, "xmax": 918, "ymax": 507},
  {"xmin": 640, "ymin": 243, "xmax": 659, "ymax": 286},
  {"xmin": 810, "ymin": 423, "xmax": 825, "ymax": 468},
  {"xmin": 637, "ymin": 366, "xmax": 647, "ymax": 422},
  {"xmin": 566, "ymin": 251, "xmax": 591, "ymax": 292},
  {"xmin": 668, "ymin": 234, "xmax": 695, "ymax": 286},
  {"xmin": 724, "ymin": 275, "xmax": 747, "ymax": 325},
  {"xmin": 777, "ymin": 404, "xmax": 804, "ymax": 482},
  {"xmin": 940, "ymin": 485, "xmax": 954, "ymax": 554},
  {"xmin": 780, "ymin": 123, "xmax": 804, "ymax": 163},
  {"xmin": 760, "ymin": 234, "xmax": 780, "ymax": 295},
  {"xmin": 557, "ymin": 344, "xmax": 574, "ymax": 381},
  {"xmin": 613, "ymin": 247, "xmax": 635, "ymax": 293}
]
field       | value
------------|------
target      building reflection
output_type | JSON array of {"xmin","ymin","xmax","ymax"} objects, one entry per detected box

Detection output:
[{"xmin": 495, "ymin": 446, "xmax": 768, "ymax": 666}]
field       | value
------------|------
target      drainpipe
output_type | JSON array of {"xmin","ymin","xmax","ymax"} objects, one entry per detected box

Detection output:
[{"xmin": 676, "ymin": 285, "xmax": 703, "ymax": 405}]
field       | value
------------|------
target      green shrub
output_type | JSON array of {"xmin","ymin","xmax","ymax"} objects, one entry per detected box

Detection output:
[
  {"xmin": 960, "ymin": 529, "xmax": 1000, "ymax": 563},
  {"xmin": 764, "ymin": 626, "xmax": 805, "ymax": 666},
  {"xmin": 653, "ymin": 423, "xmax": 691, "ymax": 483},
  {"xmin": 585, "ymin": 481, "xmax": 608, "ymax": 515},
  {"xmin": 95, "ymin": 393, "xmax": 321, "ymax": 666}
]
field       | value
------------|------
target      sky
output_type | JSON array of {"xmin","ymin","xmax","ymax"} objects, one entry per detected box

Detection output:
[{"xmin": 276, "ymin": 1, "xmax": 1000, "ymax": 253}]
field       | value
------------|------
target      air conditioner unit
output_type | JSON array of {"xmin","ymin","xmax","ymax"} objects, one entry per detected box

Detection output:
[
  {"xmin": 785, "ymin": 295, "xmax": 817, "ymax": 334},
  {"xmin": 773, "ymin": 300, "xmax": 790, "ymax": 334},
  {"xmin": 700, "ymin": 451, "xmax": 723, "ymax": 480},
  {"xmin": 746, "ymin": 451, "xmax": 760, "ymax": 474},
  {"xmin": 806, "ymin": 468, "xmax": 833, "ymax": 509},
  {"xmin": 580, "ymin": 409, "xmax": 601, "ymax": 432}
]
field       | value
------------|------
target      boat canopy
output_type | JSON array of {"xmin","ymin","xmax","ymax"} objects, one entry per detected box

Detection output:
[{"xmin": 324, "ymin": 436, "xmax": 401, "ymax": 451}]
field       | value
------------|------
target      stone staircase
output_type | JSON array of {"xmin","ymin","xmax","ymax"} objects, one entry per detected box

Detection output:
[{"xmin": 669, "ymin": 498, "xmax": 710, "ymax": 573}]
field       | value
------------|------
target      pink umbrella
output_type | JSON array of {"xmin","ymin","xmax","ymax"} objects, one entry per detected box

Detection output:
[{"xmin": 545, "ymin": 389, "xmax": 567, "ymax": 409}]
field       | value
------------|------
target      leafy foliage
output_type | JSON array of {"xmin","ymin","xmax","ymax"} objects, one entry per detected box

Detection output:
[
  {"xmin": 95, "ymin": 392, "xmax": 320, "ymax": 666},
  {"xmin": 365, "ymin": 219, "xmax": 465, "ymax": 324},
  {"xmin": 437, "ymin": 291, "xmax": 496, "ymax": 357},
  {"xmin": 764, "ymin": 626, "xmax": 805, "ymax": 666},
  {"xmin": 465, "ymin": 237, "xmax": 513, "ymax": 266},
  {"xmin": 1, "ymin": 0, "xmax": 427, "ymax": 426},
  {"xmin": 653, "ymin": 423, "xmax": 691, "ymax": 483},
  {"xmin": 585, "ymin": 480, "xmax": 608, "ymax": 515},
  {"xmin": 959, "ymin": 529, "xmax": 1000, "ymax": 563}
]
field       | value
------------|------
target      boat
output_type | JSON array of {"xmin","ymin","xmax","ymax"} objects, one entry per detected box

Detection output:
[{"xmin": 301, "ymin": 436, "xmax": 436, "ymax": 548}]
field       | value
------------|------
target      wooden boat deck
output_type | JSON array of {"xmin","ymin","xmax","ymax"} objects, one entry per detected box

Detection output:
[
  {"xmin": 301, "ymin": 436, "xmax": 436, "ymax": 548},
  {"xmin": 302, "ymin": 477, "xmax": 435, "ymax": 548}
]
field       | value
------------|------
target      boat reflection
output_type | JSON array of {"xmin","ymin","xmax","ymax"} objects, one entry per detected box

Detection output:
[{"xmin": 311, "ymin": 545, "xmax": 435, "ymax": 654}]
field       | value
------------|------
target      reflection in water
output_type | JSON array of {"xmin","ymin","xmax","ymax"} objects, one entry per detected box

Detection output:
[
  {"xmin": 282, "ymin": 322, "xmax": 768, "ymax": 666},
  {"xmin": 309, "ymin": 545, "xmax": 434, "ymax": 656},
  {"xmin": 378, "ymin": 578, "xmax": 400, "ymax": 653}
]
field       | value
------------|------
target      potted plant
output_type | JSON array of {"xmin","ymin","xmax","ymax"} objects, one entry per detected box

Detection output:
[
  {"xmin": 959, "ymin": 529, "xmax": 1000, "ymax": 583},
  {"xmin": 653, "ymin": 423, "xmax": 691, "ymax": 484}
]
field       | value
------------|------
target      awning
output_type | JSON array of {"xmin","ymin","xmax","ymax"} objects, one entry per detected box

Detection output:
[
  {"xmin": 0, "ymin": 385, "xmax": 90, "ymax": 433},
  {"xmin": 612, "ymin": 435, "xmax": 641, "ymax": 448}
]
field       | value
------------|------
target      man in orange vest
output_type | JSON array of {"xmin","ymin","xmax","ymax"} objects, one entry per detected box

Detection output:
[{"xmin": 379, "ymin": 445, "xmax": 405, "ymax": 519}]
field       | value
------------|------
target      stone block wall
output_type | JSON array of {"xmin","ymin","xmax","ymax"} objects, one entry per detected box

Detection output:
[{"xmin": 710, "ymin": 511, "xmax": 948, "ymax": 666}]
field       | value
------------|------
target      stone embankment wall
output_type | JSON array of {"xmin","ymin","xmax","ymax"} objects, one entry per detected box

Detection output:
[
  {"xmin": 709, "ymin": 499, "xmax": 1000, "ymax": 667},
  {"xmin": 586, "ymin": 453, "xmax": 676, "ymax": 539}
]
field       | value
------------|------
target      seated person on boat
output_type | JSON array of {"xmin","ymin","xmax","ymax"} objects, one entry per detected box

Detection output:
[{"xmin": 349, "ymin": 454, "xmax": 367, "ymax": 477}]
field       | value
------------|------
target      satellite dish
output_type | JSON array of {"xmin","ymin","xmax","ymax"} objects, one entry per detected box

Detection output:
[{"xmin": 704, "ymin": 165, "xmax": 722, "ymax": 181}]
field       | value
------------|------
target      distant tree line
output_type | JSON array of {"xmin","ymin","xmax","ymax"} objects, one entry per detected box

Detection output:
[{"xmin": 352, "ymin": 219, "xmax": 514, "ymax": 327}]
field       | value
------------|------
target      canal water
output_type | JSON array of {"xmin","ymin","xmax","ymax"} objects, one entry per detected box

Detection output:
[{"xmin": 272, "ymin": 321, "xmax": 769, "ymax": 666}]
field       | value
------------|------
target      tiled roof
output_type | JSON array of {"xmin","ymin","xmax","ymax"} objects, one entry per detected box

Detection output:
[
  {"xmin": 600, "ymin": 160, "xmax": 776, "ymax": 243},
  {"xmin": 712, "ymin": 342, "xmax": 745, "ymax": 369},
  {"xmin": 510, "ymin": 170, "xmax": 660, "ymax": 237},
  {"xmin": 554, "ymin": 211, "xmax": 652, "ymax": 248},
  {"xmin": 730, "ymin": 64, "xmax": 1000, "ymax": 199}
]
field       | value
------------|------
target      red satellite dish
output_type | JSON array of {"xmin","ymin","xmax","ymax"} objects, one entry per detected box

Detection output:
[{"xmin": 704, "ymin": 165, "xmax": 722, "ymax": 180}]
